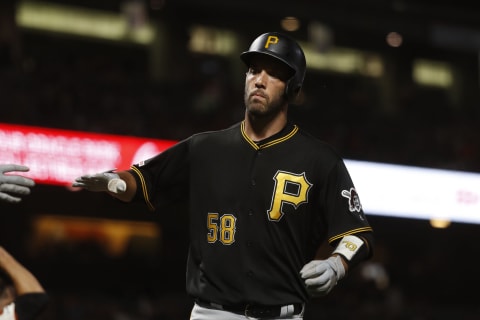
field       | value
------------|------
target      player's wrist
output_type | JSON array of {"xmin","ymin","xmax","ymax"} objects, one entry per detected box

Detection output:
[
  {"xmin": 325, "ymin": 256, "xmax": 346, "ymax": 282},
  {"xmin": 332, "ymin": 234, "xmax": 372, "ymax": 270},
  {"xmin": 107, "ymin": 176, "xmax": 126, "ymax": 193}
]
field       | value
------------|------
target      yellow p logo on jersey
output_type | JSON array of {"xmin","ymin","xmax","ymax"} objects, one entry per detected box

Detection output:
[
  {"xmin": 267, "ymin": 170, "xmax": 312, "ymax": 221},
  {"xmin": 265, "ymin": 35, "xmax": 279, "ymax": 49}
]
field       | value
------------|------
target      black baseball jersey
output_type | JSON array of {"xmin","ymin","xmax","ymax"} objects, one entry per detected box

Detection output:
[
  {"xmin": 129, "ymin": 121, "xmax": 373, "ymax": 306},
  {"xmin": 3, "ymin": 293, "xmax": 49, "ymax": 320}
]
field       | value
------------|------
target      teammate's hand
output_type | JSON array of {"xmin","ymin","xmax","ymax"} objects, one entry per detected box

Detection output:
[
  {"xmin": 300, "ymin": 255, "xmax": 346, "ymax": 297},
  {"xmin": 0, "ymin": 164, "xmax": 35, "ymax": 204},
  {"xmin": 72, "ymin": 170, "xmax": 126, "ymax": 194}
]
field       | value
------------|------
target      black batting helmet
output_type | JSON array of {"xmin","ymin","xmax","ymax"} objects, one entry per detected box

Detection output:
[{"xmin": 240, "ymin": 32, "xmax": 306, "ymax": 102}]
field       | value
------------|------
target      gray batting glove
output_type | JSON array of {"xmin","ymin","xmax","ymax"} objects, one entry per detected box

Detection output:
[
  {"xmin": 72, "ymin": 170, "xmax": 126, "ymax": 194},
  {"xmin": 0, "ymin": 164, "xmax": 35, "ymax": 204},
  {"xmin": 300, "ymin": 255, "xmax": 346, "ymax": 297}
]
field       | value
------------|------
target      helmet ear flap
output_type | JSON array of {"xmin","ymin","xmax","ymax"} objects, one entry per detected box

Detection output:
[{"xmin": 286, "ymin": 80, "xmax": 302, "ymax": 104}]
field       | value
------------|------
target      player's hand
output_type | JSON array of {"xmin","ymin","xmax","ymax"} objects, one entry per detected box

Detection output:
[
  {"xmin": 0, "ymin": 164, "xmax": 35, "ymax": 204},
  {"xmin": 72, "ymin": 170, "xmax": 126, "ymax": 194},
  {"xmin": 300, "ymin": 255, "xmax": 346, "ymax": 297}
]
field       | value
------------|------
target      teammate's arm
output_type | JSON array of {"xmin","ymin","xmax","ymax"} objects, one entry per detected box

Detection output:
[
  {"xmin": 0, "ymin": 246, "xmax": 49, "ymax": 320},
  {"xmin": 0, "ymin": 246, "xmax": 45, "ymax": 296},
  {"xmin": 72, "ymin": 170, "xmax": 137, "ymax": 202},
  {"xmin": 0, "ymin": 164, "xmax": 35, "ymax": 204}
]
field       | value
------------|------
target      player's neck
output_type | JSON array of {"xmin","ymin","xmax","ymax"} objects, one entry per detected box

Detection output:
[{"xmin": 243, "ymin": 111, "xmax": 288, "ymax": 141}]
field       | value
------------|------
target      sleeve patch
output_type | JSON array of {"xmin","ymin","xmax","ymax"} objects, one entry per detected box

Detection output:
[{"xmin": 341, "ymin": 187, "xmax": 362, "ymax": 213}]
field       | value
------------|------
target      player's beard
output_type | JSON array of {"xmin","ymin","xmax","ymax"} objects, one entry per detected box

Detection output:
[{"xmin": 244, "ymin": 89, "xmax": 287, "ymax": 119}]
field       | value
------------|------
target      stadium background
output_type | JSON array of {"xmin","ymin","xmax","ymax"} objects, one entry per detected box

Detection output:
[{"xmin": 1, "ymin": 0, "xmax": 479, "ymax": 319}]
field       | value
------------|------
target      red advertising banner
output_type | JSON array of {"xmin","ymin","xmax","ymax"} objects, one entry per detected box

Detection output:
[
  {"xmin": 0, "ymin": 123, "xmax": 177, "ymax": 186},
  {"xmin": 2, "ymin": 123, "xmax": 480, "ymax": 225}
]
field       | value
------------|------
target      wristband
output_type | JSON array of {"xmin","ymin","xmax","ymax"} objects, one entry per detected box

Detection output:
[
  {"xmin": 107, "ymin": 178, "xmax": 127, "ymax": 193},
  {"xmin": 332, "ymin": 235, "xmax": 364, "ymax": 261}
]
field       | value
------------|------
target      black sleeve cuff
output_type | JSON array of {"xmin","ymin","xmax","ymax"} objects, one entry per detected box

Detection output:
[{"xmin": 15, "ymin": 292, "xmax": 49, "ymax": 320}]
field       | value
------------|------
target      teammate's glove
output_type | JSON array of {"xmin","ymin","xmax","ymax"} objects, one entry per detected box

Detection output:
[
  {"xmin": 300, "ymin": 255, "xmax": 346, "ymax": 297},
  {"xmin": 0, "ymin": 164, "xmax": 35, "ymax": 204},
  {"xmin": 72, "ymin": 170, "xmax": 126, "ymax": 194}
]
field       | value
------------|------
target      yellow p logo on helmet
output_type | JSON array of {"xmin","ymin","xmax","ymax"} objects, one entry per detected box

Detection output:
[{"xmin": 264, "ymin": 36, "xmax": 279, "ymax": 49}]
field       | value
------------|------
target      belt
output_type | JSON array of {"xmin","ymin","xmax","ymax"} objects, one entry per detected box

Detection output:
[{"xmin": 195, "ymin": 299, "xmax": 304, "ymax": 318}]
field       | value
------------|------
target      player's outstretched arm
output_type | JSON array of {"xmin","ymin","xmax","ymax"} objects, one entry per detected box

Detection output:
[
  {"xmin": 72, "ymin": 170, "xmax": 137, "ymax": 202},
  {"xmin": 0, "ymin": 164, "xmax": 35, "ymax": 204}
]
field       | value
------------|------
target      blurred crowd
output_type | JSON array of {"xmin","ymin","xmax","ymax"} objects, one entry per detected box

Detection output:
[{"xmin": 1, "ymin": 33, "xmax": 478, "ymax": 174}]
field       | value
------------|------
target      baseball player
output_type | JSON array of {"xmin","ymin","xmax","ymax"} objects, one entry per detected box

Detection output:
[{"xmin": 73, "ymin": 32, "xmax": 374, "ymax": 319}]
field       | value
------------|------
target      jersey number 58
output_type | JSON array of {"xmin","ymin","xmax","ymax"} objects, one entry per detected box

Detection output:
[{"xmin": 207, "ymin": 213, "xmax": 237, "ymax": 245}]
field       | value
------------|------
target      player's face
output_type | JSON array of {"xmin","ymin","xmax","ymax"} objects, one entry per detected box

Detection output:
[{"xmin": 244, "ymin": 55, "xmax": 292, "ymax": 117}]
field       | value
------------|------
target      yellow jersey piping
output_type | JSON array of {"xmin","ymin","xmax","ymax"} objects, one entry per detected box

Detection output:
[
  {"xmin": 241, "ymin": 121, "xmax": 298, "ymax": 150},
  {"xmin": 131, "ymin": 165, "xmax": 155, "ymax": 211},
  {"xmin": 328, "ymin": 226, "xmax": 373, "ymax": 244}
]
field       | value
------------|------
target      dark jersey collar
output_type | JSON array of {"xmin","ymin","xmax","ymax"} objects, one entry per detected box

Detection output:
[{"xmin": 240, "ymin": 121, "xmax": 298, "ymax": 150}]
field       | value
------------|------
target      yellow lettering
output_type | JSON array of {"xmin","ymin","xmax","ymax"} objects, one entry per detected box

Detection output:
[
  {"xmin": 265, "ymin": 35, "xmax": 279, "ymax": 48},
  {"xmin": 342, "ymin": 240, "xmax": 357, "ymax": 251},
  {"xmin": 206, "ymin": 213, "xmax": 236, "ymax": 245},
  {"xmin": 219, "ymin": 214, "xmax": 236, "ymax": 245},
  {"xmin": 207, "ymin": 213, "xmax": 219, "ymax": 243},
  {"xmin": 267, "ymin": 171, "xmax": 312, "ymax": 221}
]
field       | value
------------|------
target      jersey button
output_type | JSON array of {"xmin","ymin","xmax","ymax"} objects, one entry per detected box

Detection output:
[
  {"xmin": 251, "ymin": 179, "xmax": 256, "ymax": 186},
  {"xmin": 247, "ymin": 271, "xmax": 254, "ymax": 277}
]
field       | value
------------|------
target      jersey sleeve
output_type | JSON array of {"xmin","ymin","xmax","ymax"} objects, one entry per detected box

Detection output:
[
  {"xmin": 324, "ymin": 158, "xmax": 373, "ymax": 246},
  {"xmin": 129, "ymin": 137, "xmax": 191, "ymax": 211},
  {"xmin": 14, "ymin": 293, "xmax": 49, "ymax": 320}
]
